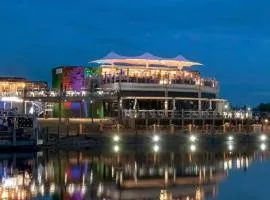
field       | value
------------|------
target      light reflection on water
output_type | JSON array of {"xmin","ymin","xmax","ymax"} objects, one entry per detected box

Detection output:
[{"xmin": 0, "ymin": 145, "xmax": 268, "ymax": 200}]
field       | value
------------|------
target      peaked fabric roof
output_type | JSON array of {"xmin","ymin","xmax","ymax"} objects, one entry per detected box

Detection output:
[
  {"xmin": 132, "ymin": 52, "xmax": 162, "ymax": 60},
  {"xmin": 91, "ymin": 52, "xmax": 202, "ymax": 68},
  {"xmin": 99, "ymin": 52, "xmax": 127, "ymax": 60}
]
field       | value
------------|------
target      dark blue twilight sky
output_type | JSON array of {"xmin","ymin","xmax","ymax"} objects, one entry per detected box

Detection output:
[{"xmin": 0, "ymin": 0, "xmax": 269, "ymax": 106}]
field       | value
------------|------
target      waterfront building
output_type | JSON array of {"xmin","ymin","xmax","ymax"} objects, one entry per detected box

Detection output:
[
  {"xmin": 51, "ymin": 66, "xmax": 104, "ymax": 118},
  {"xmin": 0, "ymin": 77, "xmax": 47, "ymax": 114},
  {"xmin": 92, "ymin": 52, "xmax": 228, "ymax": 118},
  {"xmin": 52, "ymin": 52, "xmax": 228, "ymax": 119}
]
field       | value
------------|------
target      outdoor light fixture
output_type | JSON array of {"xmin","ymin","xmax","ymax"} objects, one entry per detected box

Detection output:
[
  {"xmin": 228, "ymin": 136, "xmax": 234, "ymax": 141},
  {"xmin": 189, "ymin": 135, "xmax": 197, "ymax": 142},
  {"xmin": 1, "ymin": 96, "xmax": 23, "ymax": 102},
  {"xmin": 260, "ymin": 143, "xmax": 266, "ymax": 151},
  {"xmin": 153, "ymin": 144, "xmax": 160, "ymax": 152},
  {"xmin": 190, "ymin": 144, "xmax": 196, "ymax": 152},
  {"xmin": 152, "ymin": 135, "xmax": 160, "ymax": 142},
  {"xmin": 29, "ymin": 106, "xmax": 34, "ymax": 115},
  {"xmin": 260, "ymin": 135, "xmax": 267, "ymax": 142},
  {"xmin": 228, "ymin": 144, "xmax": 233, "ymax": 151},
  {"xmin": 113, "ymin": 145, "xmax": 120, "ymax": 152},
  {"xmin": 113, "ymin": 135, "xmax": 120, "ymax": 142}
]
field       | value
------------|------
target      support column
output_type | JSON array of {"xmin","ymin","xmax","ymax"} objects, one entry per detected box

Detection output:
[
  {"xmin": 164, "ymin": 99, "xmax": 168, "ymax": 117},
  {"xmin": 145, "ymin": 118, "xmax": 148, "ymax": 129},
  {"xmin": 80, "ymin": 101, "xmax": 83, "ymax": 118},
  {"xmin": 164, "ymin": 166, "xmax": 169, "ymax": 186},
  {"xmin": 212, "ymin": 117, "xmax": 215, "ymax": 134},
  {"xmin": 118, "ymin": 97, "xmax": 122, "ymax": 123},
  {"xmin": 209, "ymin": 100, "xmax": 212, "ymax": 110},
  {"xmin": 173, "ymin": 98, "xmax": 176, "ymax": 110},
  {"xmin": 181, "ymin": 109, "xmax": 184, "ymax": 132},
  {"xmin": 13, "ymin": 119, "xmax": 17, "ymax": 146},
  {"xmin": 198, "ymin": 92, "xmax": 202, "ymax": 111},
  {"xmin": 188, "ymin": 124, "xmax": 192, "ymax": 134},
  {"xmin": 222, "ymin": 119, "xmax": 225, "ymax": 133},
  {"xmin": 79, "ymin": 123, "xmax": 83, "ymax": 135},
  {"xmin": 23, "ymin": 101, "xmax": 27, "ymax": 114},
  {"xmin": 198, "ymin": 99, "xmax": 202, "ymax": 111},
  {"xmin": 202, "ymin": 119, "xmax": 205, "ymax": 133},
  {"xmin": 170, "ymin": 123, "xmax": 175, "ymax": 134},
  {"xmin": 133, "ymin": 98, "xmax": 137, "ymax": 110},
  {"xmin": 172, "ymin": 98, "xmax": 176, "ymax": 118}
]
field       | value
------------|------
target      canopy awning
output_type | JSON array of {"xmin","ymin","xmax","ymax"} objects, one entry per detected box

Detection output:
[{"xmin": 91, "ymin": 52, "xmax": 202, "ymax": 69}]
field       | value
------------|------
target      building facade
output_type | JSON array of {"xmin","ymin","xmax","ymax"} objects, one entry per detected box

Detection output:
[
  {"xmin": 51, "ymin": 66, "xmax": 104, "ymax": 118},
  {"xmin": 93, "ymin": 52, "xmax": 227, "ymax": 119},
  {"xmin": 0, "ymin": 77, "xmax": 48, "ymax": 114},
  {"xmin": 51, "ymin": 53, "xmax": 228, "ymax": 119}
]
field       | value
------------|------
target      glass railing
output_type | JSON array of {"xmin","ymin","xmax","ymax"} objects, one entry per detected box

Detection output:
[{"xmin": 101, "ymin": 77, "xmax": 218, "ymax": 88}]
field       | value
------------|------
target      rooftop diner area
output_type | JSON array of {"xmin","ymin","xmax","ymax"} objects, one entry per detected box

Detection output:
[{"xmin": 93, "ymin": 52, "xmax": 218, "ymax": 89}]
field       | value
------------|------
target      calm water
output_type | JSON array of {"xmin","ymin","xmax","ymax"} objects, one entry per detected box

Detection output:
[{"xmin": 0, "ymin": 142, "xmax": 269, "ymax": 200}]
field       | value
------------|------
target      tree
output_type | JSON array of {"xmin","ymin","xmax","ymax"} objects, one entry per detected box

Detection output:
[{"xmin": 254, "ymin": 103, "xmax": 270, "ymax": 112}]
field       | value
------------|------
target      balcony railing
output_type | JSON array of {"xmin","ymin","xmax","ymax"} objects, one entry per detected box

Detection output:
[
  {"xmin": 122, "ymin": 109, "xmax": 253, "ymax": 120},
  {"xmin": 0, "ymin": 90, "xmax": 118, "ymax": 99},
  {"xmin": 101, "ymin": 76, "xmax": 218, "ymax": 88}
]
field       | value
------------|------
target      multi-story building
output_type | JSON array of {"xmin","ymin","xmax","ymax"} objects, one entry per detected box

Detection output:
[
  {"xmin": 92, "ymin": 52, "xmax": 227, "ymax": 118},
  {"xmin": 51, "ymin": 52, "xmax": 228, "ymax": 119},
  {"xmin": 0, "ymin": 76, "xmax": 47, "ymax": 112}
]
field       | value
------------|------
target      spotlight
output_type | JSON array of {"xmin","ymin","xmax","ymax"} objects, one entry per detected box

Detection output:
[
  {"xmin": 228, "ymin": 136, "xmax": 234, "ymax": 141},
  {"xmin": 152, "ymin": 135, "xmax": 160, "ymax": 142},
  {"xmin": 260, "ymin": 135, "xmax": 267, "ymax": 142},
  {"xmin": 190, "ymin": 144, "xmax": 196, "ymax": 152},
  {"xmin": 260, "ymin": 143, "xmax": 266, "ymax": 151},
  {"xmin": 189, "ymin": 135, "xmax": 197, "ymax": 142},
  {"xmin": 113, "ymin": 145, "xmax": 120, "ymax": 152},
  {"xmin": 153, "ymin": 144, "xmax": 160, "ymax": 152},
  {"xmin": 113, "ymin": 135, "xmax": 120, "ymax": 142}
]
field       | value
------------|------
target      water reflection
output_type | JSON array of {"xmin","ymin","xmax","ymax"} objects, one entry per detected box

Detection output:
[{"xmin": 0, "ymin": 147, "xmax": 268, "ymax": 199}]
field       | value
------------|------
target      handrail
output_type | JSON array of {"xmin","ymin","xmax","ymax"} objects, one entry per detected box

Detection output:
[{"xmin": 122, "ymin": 109, "xmax": 253, "ymax": 120}]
